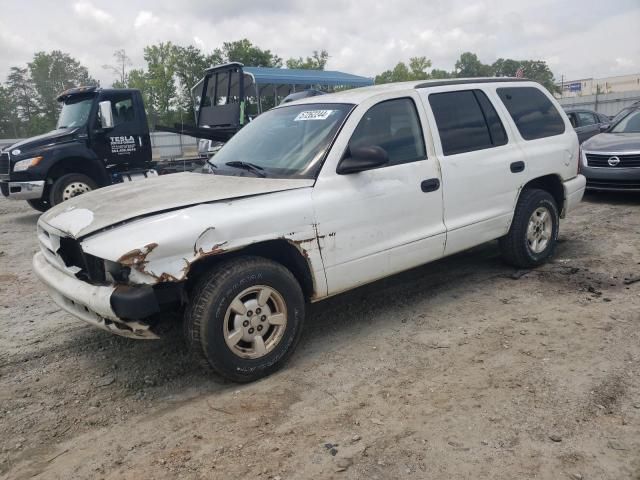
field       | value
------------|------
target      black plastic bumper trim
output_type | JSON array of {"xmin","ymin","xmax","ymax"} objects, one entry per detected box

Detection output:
[{"xmin": 111, "ymin": 285, "xmax": 161, "ymax": 320}]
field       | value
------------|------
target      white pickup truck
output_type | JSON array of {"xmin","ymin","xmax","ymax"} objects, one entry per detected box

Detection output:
[{"xmin": 33, "ymin": 78, "xmax": 586, "ymax": 382}]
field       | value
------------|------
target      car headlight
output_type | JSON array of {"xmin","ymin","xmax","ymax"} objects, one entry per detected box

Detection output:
[{"xmin": 13, "ymin": 156, "xmax": 43, "ymax": 172}]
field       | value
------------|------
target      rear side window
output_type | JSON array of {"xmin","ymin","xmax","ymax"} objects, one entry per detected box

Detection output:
[
  {"xmin": 428, "ymin": 90, "xmax": 508, "ymax": 156},
  {"xmin": 348, "ymin": 98, "xmax": 426, "ymax": 166},
  {"xmin": 497, "ymin": 87, "xmax": 565, "ymax": 140}
]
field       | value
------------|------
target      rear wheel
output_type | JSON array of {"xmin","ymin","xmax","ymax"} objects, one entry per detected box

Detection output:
[
  {"xmin": 26, "ymin": 198, "xmax": 50, "ymax": 213},
  {"xmin": 49, "ymin": 173, "xmax": 97, "ymax": 206},
  {"xmin": 499, "ymin": 188, "xmax": 559, "ymax": 268},
  {"xmin": 184, "ymin": 256, "xmax": 305, "ymax": 382}
]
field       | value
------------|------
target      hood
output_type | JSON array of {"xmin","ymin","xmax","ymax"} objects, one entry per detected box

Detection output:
[
  {"xmin": 4, "ymin": 128, "xmax": 79, "ymax": 155},
  {"xmin": 41, "ymin": 172, "xmax": 314, "ymax": 238},
  {"xmin": 582, "ymin": 132, "xmax": 640, "ymax": 152}
]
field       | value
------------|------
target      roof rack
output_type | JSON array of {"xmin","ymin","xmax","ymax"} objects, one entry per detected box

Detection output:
[{"xmin": 414, "ymin": 78, "xmax": 529, "ymax": 89}]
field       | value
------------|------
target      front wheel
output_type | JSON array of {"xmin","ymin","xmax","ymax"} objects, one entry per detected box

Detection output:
[
  {"xmin": 49, "ymin": 173, "xmax": 97, "ymax": 206},
  {"xmin": 184, "ymin": 257, "xmax": 305, "ymax": 382},
  {"xmin": 27, "ymin": 198, "xmax": 50, "ymax": 213},
  {"xmin": 499, "ymin": 188, "xmax": 559, "ymax": 268}
]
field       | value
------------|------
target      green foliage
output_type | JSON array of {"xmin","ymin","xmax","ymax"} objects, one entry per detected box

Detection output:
[
  {"xmin": 376, "ymin": 52, "xmax": 558, "ymax": 94},
  {"xmin": 28, "ymin": 50, "xmax": 98, "ymax": 128},
  {"xmin": 6, "ymin": 67, "xmax": 37, "ymax": 134},
  {"xmin": 454, "ymin": 52, "xmax": 493, "ymax": 77},
  {"xmin": 172, "ymin": 45, "xmax": 221, "ymax": 115},
  {"xmin": 286, "ymin": 50, "xmax": 329, "ymax": 70},
  {"xmin": 0, "ymin": 42, "xmax": 561, "ymax": 139},
  {"xmin": 408, "ymin": 57, "xmax": 432, "ymax": 80},
  {"xmin": 375, "ymin": 57, "xmax": 433, "ymax": 83},
  {"xmin": 453, "ymin": 53, "xmax": 559, "ymax": 93},
  {"xmin": 0, "ymin": 85, "xmax": 19, "ymax": 137},
  {"xmin": 217, "ymin": 39, "xmax": 282, "ymax": 68},
  {"xmin": 141, "ymin": 42, "xmax": 178, "ymax": 126},
  {"xmin": 1, "ymin": 53, "xmax": 96, "ymax": 137},
  {"xmin": 429, "ymin": 69, "xmax": 452, "ymax": 80}
]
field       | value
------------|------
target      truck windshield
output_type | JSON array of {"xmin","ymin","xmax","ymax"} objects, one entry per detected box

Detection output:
[
  {"xmin": 57, "ymin": 97, "xmax": 94, "ymax": 129},
  {"xmin": 610, "ymin": 110, "xmax": 640, "ymax": 133},
  {"xmin": 211, "ymin": 103, "xmax": 354, "ymax": 179}
]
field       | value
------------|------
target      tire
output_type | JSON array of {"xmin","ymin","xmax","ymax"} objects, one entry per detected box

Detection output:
[
  {"xmin": 184, "ymin": 256, "xmax": 305, "ymax": 382},
  {"xmin": 27, "ymin": 198, "xmax": 50, "ymax": 213},
  {"xmin": 499, "ymin": 188, "xmax": 559, "ymax": 268},
  {"xmin": 49, "ymin": 173, "xmax": 97, "ymax": 206}
]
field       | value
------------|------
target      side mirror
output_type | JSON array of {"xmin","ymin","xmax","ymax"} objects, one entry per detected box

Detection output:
[
  {"xmin": 337, "ymin": 146, "xmax": 389, "ymax": 175},
  {"xmin": 599, "ymin": 123, "xmax": 610, "ymax": 132},
  {"xmin": 98, "ymin": 101, "xmax": 114, "ymax": 129}
]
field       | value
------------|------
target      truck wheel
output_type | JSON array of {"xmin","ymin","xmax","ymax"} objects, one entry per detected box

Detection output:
[
  {"xmin": 499, "ymin": 188, "xmax": 559, "ymax": 268},
  {"xmin": 184, "ymin": 256, "xmax": 305, "ymax": 382},
  {"xmin": 27, "ymin": 199, "xmax": 50, "ymax": 213},
  {"xmin": 49, "ymin": 174, "xmax": 97, "ymax": 206}
]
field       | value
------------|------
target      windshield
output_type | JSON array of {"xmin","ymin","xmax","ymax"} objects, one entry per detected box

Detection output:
[
  {"xmin": 609, "ymin": 107, "xmax": 632, "ymax": 126},
  {"xmin": 57, "ymin": 96, "xmax": 94, "ymax": 129},
  {"xmin": 610, "ymin": 110, "xmax": 640, "ymax": 133},
  {"xmin": 210, "ymin": 103, "xmax": 354, "ymax": 179}
]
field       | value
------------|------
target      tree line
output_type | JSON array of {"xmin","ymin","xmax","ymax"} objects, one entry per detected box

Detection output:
[
  {"xmin": 0, "ymin": 39, "xmax": 558, "ymax": 139},
  {"xmin": 375, "ymin": 52, "xmax": 557, "ymax": 93}
]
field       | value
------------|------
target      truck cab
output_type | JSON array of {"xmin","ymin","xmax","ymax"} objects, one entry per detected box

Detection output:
[{"xmin": 0, "ymin": 86, "xmax": 152, "ymax": 211}]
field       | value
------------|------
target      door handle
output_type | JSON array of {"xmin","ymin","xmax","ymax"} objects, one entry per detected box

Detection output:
[
  {"xmin": 510, "ymin": 161, "xmax": 525, "ymax": 173},
  {"xmin": 421, "ymin": 178, "xmax": 440, "ymax": 192}
]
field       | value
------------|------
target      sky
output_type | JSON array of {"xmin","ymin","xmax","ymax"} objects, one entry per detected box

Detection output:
[{"xmin": 0, "ymin": 0, "xmax": 639, "ymax": 87}]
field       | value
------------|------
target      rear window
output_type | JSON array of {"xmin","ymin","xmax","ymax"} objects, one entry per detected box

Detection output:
[
  {"xmin": 497, "ymin": 87, "xmax": 565, "ymax": 140},
  {"xmin": 428, "ymin": 90, "xmax": 508, "ymax": 156}
]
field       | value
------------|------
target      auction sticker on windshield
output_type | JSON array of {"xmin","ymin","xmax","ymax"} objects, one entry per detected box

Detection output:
[{"xmin": 294, "ymin": 110, "xmax": 335, "ymax": 121}]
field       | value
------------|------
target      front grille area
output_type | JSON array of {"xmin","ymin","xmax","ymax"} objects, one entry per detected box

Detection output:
[
  {"xmin": 0, "ymin": 152, "xmax": 9, "ymax": 175},
  {"xmin": 38, "ymin": 224, "xmax": 105, "ymax": 283},
  {"xmin": 586, "ymin": 179, "xmax": 640, "ymax": 191},
  {"xmin": 586, "ymin": 153, "xmax": 640, "ymax": 168}
]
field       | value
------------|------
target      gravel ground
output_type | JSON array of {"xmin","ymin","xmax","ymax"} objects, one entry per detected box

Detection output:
[{"xmin": 0, "ymin": 192, "xmax": 639, "ymax": 480}]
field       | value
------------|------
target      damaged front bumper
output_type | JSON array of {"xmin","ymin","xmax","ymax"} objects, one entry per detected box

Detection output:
[{"xmin": 33, "ymin": 252, "xmax": 160, "ymax": 339}]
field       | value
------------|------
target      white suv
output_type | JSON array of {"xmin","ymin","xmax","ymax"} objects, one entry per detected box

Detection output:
[{"xmin": 33, "ymin": 78, "xmax": 586, "ymax": 382}]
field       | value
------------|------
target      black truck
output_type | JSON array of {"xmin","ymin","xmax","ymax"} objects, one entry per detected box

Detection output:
[{"xmin": 0, "ymin": 86, "xmax": 202, "ymax": 212}]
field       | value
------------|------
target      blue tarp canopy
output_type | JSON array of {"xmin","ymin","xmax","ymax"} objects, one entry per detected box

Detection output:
[{"xmin": 243, "ymin": 66, "xmax": 373, "ymax": 87}]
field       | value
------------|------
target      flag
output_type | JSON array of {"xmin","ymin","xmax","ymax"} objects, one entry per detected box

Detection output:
[{"xmin": 515, "ymin": 66, "xmax": 524, "ymax": 78}]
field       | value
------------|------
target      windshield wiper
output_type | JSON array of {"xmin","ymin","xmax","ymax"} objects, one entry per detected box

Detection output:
[{"xmin": 224, "ymin": 161, "xmax": 266, "ymax": 178}]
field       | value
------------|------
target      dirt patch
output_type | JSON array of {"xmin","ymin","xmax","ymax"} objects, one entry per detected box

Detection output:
[
  {"xmin": 589, "ymin": 374, "xmax": 628, "ymax": 415},
  {"xmin": 0, "ymin": 191, "xmax": 639, "ymax": 480}
]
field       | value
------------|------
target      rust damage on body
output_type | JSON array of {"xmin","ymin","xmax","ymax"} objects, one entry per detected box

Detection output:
[
  {"xmin": 121, "ymin": 224, "xmax": 327, "ymax": 288},
  {"xmin": 288, "ymin": 233, "xmax": 324, "ymax": 260},
  {"xmin": 195, "ymin": 242, "xmax": 228, "ymax": 257},
  {"xmin": 118, "ymin": 242, "xmax": 159, "ymax": 268},
  {"xmin": 118, "ymin": 242, "xmax": 180, "ymax": 283},
  {"xmin": 181, "ymin": 239, "xmax": 230, "ymax": 277}
]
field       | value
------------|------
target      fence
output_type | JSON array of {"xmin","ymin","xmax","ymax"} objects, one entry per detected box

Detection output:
[
  {"xmin": 0, "ymin": 132, "xmax": 199, "ymax": 159},
  {"xmin": 558, "ymin": 90, "xmax": 640, "ymax": 117},
  {"xmin": 149, "ymin": 131, "xmax": 198, "ymax": 159}
]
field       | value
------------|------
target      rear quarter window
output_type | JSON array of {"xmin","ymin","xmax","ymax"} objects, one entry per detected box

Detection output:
[{"xmin": 497, "ymin": 87, "xmax": 565, "ymax": 140}]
